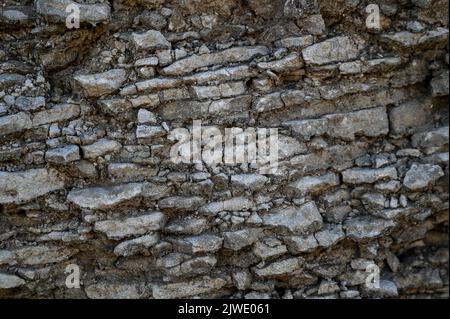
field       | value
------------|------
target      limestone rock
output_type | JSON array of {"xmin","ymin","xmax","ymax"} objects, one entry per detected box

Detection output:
[
  {"xmin": 222, "ymin": 228, "xmax": 263, "ymax": 251},
  {"xmin": 344, "ymin": 217, "xmax": 396, "ymax": 239},
  {"xmin": 302, "ymin": 36, "xmax": 359, "ymax": 66},
  {"xmin": 0, "ymin": 273, "xmax": 26, "ymax": 289},
  {"xmin": 263, "ymin": 202, "xmax": 323, "ymax": 235},
  {"xmin": 95, "ymin": 212, "xmax": 166, "ymax": 239},
  {"xmin": 74, "ymin": 69, "xmax": 127, "ymax": 98},
  {"xmin": 0, "ymin": 169, "xmax": 65, "ymax": 204},
  {"xmin": 131, "ymin": 30, "xmax": 171, "ymax": 50},
  {"xmin": 45, "ymin": 145, "xmax": 80, "ymax": 164},
  {"xmin": 403, "ymin": 164, "xmax": 444, "ymax": 190},
  {"xmin": 0, "ymin": 112, "xmax": 32, "ymax": 136}
]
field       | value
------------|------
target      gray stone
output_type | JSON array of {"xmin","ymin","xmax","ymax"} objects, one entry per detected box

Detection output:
[
  {"xmin": 165, "ymin": 217, "xmax": 209, "ymax": 235},
  {"xmin": 302, "ymin": 36, "xmax": 359, "ymax": 66},
  {"xmin": 230, "ymin": 174, "xmax": 268, "ymax": 190},
  {"xmin": 152, "ymin": 277, "xmax": 227, "ymax": 299},
  {"xmin": 0, "ymin": 73, "xmax": 25, "ymax": 90},
  {"xmin": 344, "ymin": 217, "xmax": 396, "ymax": 239},
  {"xmin": 0, "ymin": 273, "xmax": 26, "ymax": 288},
  {"xmin": 15, "ymin": 96, "xmax": 45, "ymax": 111},
  {"xmin": 289, "ymin": 173, "xmax": 339, "ymax": 195},
  {"xmin": 114, "ymin": 234, "xmax": 160, "ymax": 257},
  {"xmin": 362, "ymin": 280, "xmax": 398, "ymax": 298},
  {"xmin": 161, "ymin": 46, "xmax": 270, "ymax": 76},
  {"xmin": 200, "ymin": 197, "xmax": 254, "ymax": 215},
  {"xmin": 253, "ymin": 92, "xmax": 284, "ymax": 113},
  {"xmin": 254, "ymin": 258, "xmax": 302, "ymax": 277},
  {"xmin": 32, "ymin": 103, "xmax": 80, "ymax": 126},
  {"xmin": 95, "ymin": 212, "xmax": 165, "ymax": 239},
  {"xmin": 257, "ymin": 53, "xmax": 304, "ymax": 73},
  {"xmin": 36, "ymin": 0, "xmax": 110, "ymax": 25},
  {"xmin": 389, "ymin": 98, "xmax": 434, "ymax": 136},
  {"xmin": 158, "ymin": 196, "xmax": 206, "ymax": 212},
  {"xmin": 222, "ymin": 228, "xmax": 263, "ymax": 251},
  {"xmin": 0, "ymin": 246, "xmax": 77, "ymax": 265},
  {"xmin": 314, "ymin": 224, "xmax": 345, "ymax": 248},
  {"xmin": 173, "ymin": 234, "xmax": 223, "ymax": 254},
  {"xmin": 137, "ymin": 109, "xmax": 157, "ymax": 124},
  {"xmin": 0, "ymin": 168, "xmax": 65, "ymax": 204},
  {"xmin": 412, "ymin": 127, "xmax": 449, "ymax": 149},
  {"xmin": 131, "ymin": 30, "xmax": 171, "ymax": 50},
  {"xmin": 0, "ymin": 112, "xmax": 32, "ymax": 136},
  {"xmin": 81, "ymin": 139, "xmax": 121, "ymax": 159},
  {"xmin": 263, "ymin": 202, "xmax": 323, "ymax": 235},
  {"xmin": 342, "ymin": 167, "xmax": 398, "ymax": 184},
  {"xmin": 67, "ymin": 183, "xmax": 145, "ymax": 209},
  {"xmin": 85, "ymin": 282, "xmax": 147, "ymax": 299},
  {"xmin": 403, "ymin": 163, "xmax": 444, "ymax": 190},
  {"xmin": 136, "ymin": 125, "xmax": 165, "ymax": 139},
  {"xmin": 45, "ymin": 145, "xmax": 80, "ymax": 164},
  {"xmin": 284, "ymin": 235, "xmax": 319, "ymax": 253},
  {"xmin": 275, "ymin": 36, "xmax": 314, "ymax": 49},
  {"xmin": 74, "ymin": 69, "xmax": 127, "ymax": 98}
]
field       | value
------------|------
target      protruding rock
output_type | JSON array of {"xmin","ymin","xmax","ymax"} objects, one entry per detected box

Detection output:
[
  {"xmin": 289, "ymin": 173, "xmax": 339, "ymax": 195},
  {"xmin": 131, "ymin": 30, "xmax": 171, "ymax": 50},
  {"xmin": 172, "ymin": 234, "xmax": 223, "ymax": 254},
  {"xmin": 81, "ymin": 139, "xmax": 121, "ymax": 159},
  {"xmin": 342, "ymin": 167, "xmax": 398, "ymax": 184},
  {"xmin": 254, "ymin": 258, "xmax": 302, "ymax": 277},
  {"xmin": 0, "ymin": 169, "xmax": 65, "ymax": 204},
  {"xmin": 222, "ymin": 228, "xmax": 263, "ymax": 251},
  {"xmin": 302, "ymin": 36, "xmax": 359, "ymax": 66},
  {"xmin": 263, "ymin": 202, "xmax": 323, "ymax": 235},
  {"xmin": 95, "ymin": 212, "xmax": 165, "ymax": 239},
  {"xmin": 344, "ymin": 216, "xmax": 395, "ymax": 239},
  {"xmin": 74, "ymin": 69, "xmax": 127, "ymax": 98},
  {"xmin": 0, "ymin": 112, "xmax": 32, "ymax": 136},
  {"xmin": 114, "ymin": 234, "xmax": 160, "ymax": 256},
  {"xmin": 0, "ymin": 273, "xmax": 26, "ymax": 288},
  {"xmin": 152, "ymin": 277, "xmax": 227, "ymax": 299},
  {"xmin": 45, "ymin": 145, "xmax": 80, "ymax": 164},
  {"xmin": 403, "ymin": 163, "xmax": 444, "ymax": 190}
]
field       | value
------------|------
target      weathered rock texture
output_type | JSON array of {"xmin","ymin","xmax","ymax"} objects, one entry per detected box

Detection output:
[{"xmin": 0, "ymin": 0, "xmax": 448, "ymax": 299}]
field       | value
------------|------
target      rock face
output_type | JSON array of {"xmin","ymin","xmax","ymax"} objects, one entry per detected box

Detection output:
[{"xmin": 0, "ymin": 0, "xmax": 448, "ymax": 300}]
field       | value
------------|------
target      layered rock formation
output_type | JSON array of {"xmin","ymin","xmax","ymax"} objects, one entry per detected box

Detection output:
[{"xmin": 0, "ymin": 0, "xmax": 448, "ymax": 299}]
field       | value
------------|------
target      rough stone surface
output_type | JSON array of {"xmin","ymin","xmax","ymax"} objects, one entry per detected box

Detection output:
[{"xmin": 0, "ymin": 0, "xmax": 448, "ymax": 300}]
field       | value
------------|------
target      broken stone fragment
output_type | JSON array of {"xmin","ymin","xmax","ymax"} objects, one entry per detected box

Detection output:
[
  {"xmin": 0, "ymin": 273, "xmax": 26, "ymax": 289},
  {"xmin": 314, "ymin": 224, "xmax": 345, "ymax": 248},
  {"xmin": 254, "ymin": 258, "xmax": 302, "ymax": 277},
  {"xmin": 158, "ymin": 196, "xmax": 206, "ymax": 212},
  {"xmin": 0, "ymin": 73, "xmax": 25, "ymax": 90},
  {"xmin": 81, "ymin": 138, "xmax": 121, "ymax": 159},
  {"xmin": 152, "ymin": 277, "xmax": 227, "ymax": 299},
  {"xmin": 0, "ymin": 112, "xmax": 32, "ymax": 136},
  {"xmin": 199, "ymin": 197, "xmax": 254, "ymax": 215},
  {"xmin": 32, "ymin": 103, "xmax": 80, "ymax": 126},
  {"xmin": 302, "ymin": 36, "xmax": 359, "ymax": 66},
  {"xmin": 74, "ymin": 69, "xmax": 127, "ymax": 98},
  {"xmin": 263, "ymin": 202, "xmax": 323, "ymax": 235},
  {"xmin": 257, "ymin": 53, "xmax": 304, "ymax": 73},
  {"xmin": 222, "ymin": 228, "xmax": 263, "ymax": 251},
  {"xmin": 67, "ymin": 183, "xmax": 144, "ymax": 209},
  {"xmin": 172, "ymin": 234, "xmax": 223, "ymax": 254},
  {"xmin": 0, "ymin": 6, "xmax": 36, "ymax": 26},
  {"xmin": 35, "ymin": 0, "xmax": 111, "ymax": 25},
  {"xmin": 95, "ymin": 212, "xmax": 165, "ymax": 239},
  {"xmin": 253, "ymin": 92, "xmax": 284, "ymax": 113},
  {"xmin": 0, "ymin": 168, "xmax": 65, "ymax": 204},
  {"xmin": 136, "ymin": 125, "xmax": 166, "ymax": 140},
  {"xmin": 289, "ymin": 173, "xmax": 339, "ymax": 195},
  {"xmin": 85, "ymin": 282, "xmax": 147, "ymax": 299},
  {"xmin": 389, "ymin": 98, "xmax": 434, "ymax": 136},
  {"xmin": 230, "ymin": 174, "xmax": 268, "ymax": 190},
  {"xmin": 15, "ymin": 96, "xmax": 46, "ymax": 111},
  {"xmin": 412, "ymin": 127, "xmax": 449, "ymax": 150},
  {"xmin": 253, "ymin": 239, "xmax": 287, "ymax": 260},
  {"xmin": 380, "ymin": 28, "xmax": 449, "ymax": 50},
  {"xmin": 342, "ymin": 167, "xmax": 398, "ymax": 184},
  {"xmin": 431, "ymin": 70, "xmax": 449, "ymax": 97},
  {"xmin": 275, "ymin": 36, "xmax": 314, "ymax": 49},
  {"xmin": 284, "ymin": 234, "xmax": 319, "ymax": 253},
  {"xmin": 137, "ymin": 109, "xmax": 157, "ymax": 124},
  {"xmin": 45, "ymin": 145, "xmax": 80, "ymax": 164},
  {"xmin": 403, "ymin": 163, "xmax": 444, "ymax": 190},
  {"xmin": 361, "ymin": 280, "xmax": 398, "ymax": 298},
  {"xmin": 344, "ymin": 216, "xmax": 396, "ymax": 239},
  {"xmin": 165, "ymin": 217, "xmax": 209, "ymax": 236},
  {"xmin": 131, "ymin": 30, "xmax": 171, "ymax": 50},
  {"xmin": 0, "ymin": 245, "xmax": 77, "ymax": 265},
  {"xmin": 113, "ymin": 233, "xmax": 160, "ymax": 257},
  {"xmin": 161, "ymin": 46, "xmax": 270, "ymax": 76}
]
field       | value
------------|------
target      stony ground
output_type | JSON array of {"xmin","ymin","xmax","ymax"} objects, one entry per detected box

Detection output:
[{"xmin": 0, "ymin": 0, "xmax": 449, "ymax": 299}]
